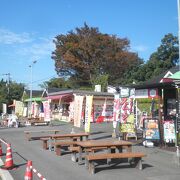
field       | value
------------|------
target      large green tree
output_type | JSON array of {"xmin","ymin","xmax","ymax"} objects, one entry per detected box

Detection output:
[
  {"xmin": 52, "ymin": 23, "xmax": 142, "ymax": 88},
  {"xmin": 0, "ymin": 79, "xmax": 24, "ymax": 113},
  {"xmin": 121, "ymin": 33, "xmax": 179, "ymax": 84}
]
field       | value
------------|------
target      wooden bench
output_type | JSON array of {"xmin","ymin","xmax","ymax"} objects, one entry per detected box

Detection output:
[
  {"xmin": 26, "ymin": 118, "xmax": 49, "ymax": 126},
  {"xmin": 41, "ymin": 137, "xmax": 78, "ymax": 150},
  {"xmin": 86, "ymin": 152, "xmax": 146, "ymax": 174},
  {"xmin": 24, "ymin": 130, "xmax": 60, "ymax": 141},
  {"xmin": 68, "ymin": 146, "xmax": 116, "ymax": 162},
  {"xmin": 40, "ymin": 138, "xmax": 50, "ymax": 150},
  {"xmin": 53, "ymin": 141, "xmax": 78, "ymax": 156}
]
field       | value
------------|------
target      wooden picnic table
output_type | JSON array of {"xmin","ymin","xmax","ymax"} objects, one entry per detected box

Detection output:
[
  {"xmin": 24, "ymin": 130, "xmax": 60, "ymax": 141},
  {"xmin": 76, "ymin": 139, "xmax": 132, "ymax": 165},
  {"xmin": 45, "ymin": 132, "xmax": 89, "ymax": 151},
  {"xmin": 49, "ymin": 132, "xmax": 89, "ymax": 141}
]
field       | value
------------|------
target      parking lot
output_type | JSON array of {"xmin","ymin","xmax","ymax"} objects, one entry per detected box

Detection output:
[{"xmin": 0, "ymin": 122, "xmax": 180, "ymax": 180}]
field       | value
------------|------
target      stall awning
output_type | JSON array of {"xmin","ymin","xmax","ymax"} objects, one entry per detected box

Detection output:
[
  {"xmin": 46, "ymin": 94, "xmax": 72, "ymax": 100},
  {"xmin": 8, "ymin": 103, "xmax": 15, "ymax": 107},
  {"xmin": 24, "ymin": 97, "xmax": 44, "ymax": 102}
]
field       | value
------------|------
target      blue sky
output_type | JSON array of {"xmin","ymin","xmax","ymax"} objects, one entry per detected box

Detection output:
[{"xmin": 0, "ymin": 0, "xmax": 178, "ymax": 89}]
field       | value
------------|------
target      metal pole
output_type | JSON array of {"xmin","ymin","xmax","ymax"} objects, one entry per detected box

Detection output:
[
  {"xmin": 178, "ymin": 0, "xmax": 180, "ymax": 70},
  {"xmin": 177, "ymin": 0, "xmax": 180, "ymax": 161},
  {"xmin": 29, "ymin": 61, "xmax": 37, "ymax": 117},
  {"xmin": 29, "ymin": 64, "xmax": 33, "ymax": 117}
]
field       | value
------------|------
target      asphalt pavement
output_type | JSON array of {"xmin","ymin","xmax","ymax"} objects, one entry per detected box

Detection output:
[{"xmin": 0, "ymin": 122, "xmax": 180, "ymax": 180}]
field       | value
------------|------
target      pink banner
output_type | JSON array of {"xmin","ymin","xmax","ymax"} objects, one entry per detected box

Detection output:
[
  {"xmin": 120, "ymin": 98, "xmax": 133, "ymax": 123},
  {"xmin": 43, "ymin": 101, "xmax": 51, "ymax": 121},
  {"xmin": 74, "ymin": 95, "xmax": 84, "ymax": 127},
  {"xmin": 113, "ymin": 97, "xmax": 120, "ymax": 121}
]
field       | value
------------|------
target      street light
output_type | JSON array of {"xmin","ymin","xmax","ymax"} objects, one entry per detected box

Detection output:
[{"xmin": 29, "ymin": 60, "xmax": 37, "ymax": 117}]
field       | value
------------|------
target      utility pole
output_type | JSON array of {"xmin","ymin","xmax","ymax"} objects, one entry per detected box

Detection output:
[
  {"xmin": 2, "ymin": 73, "xmax": 11, "ymax": 94},
  {"xmin": 29, "ymin": 61, "xmax": 37, "ymax": 117}
]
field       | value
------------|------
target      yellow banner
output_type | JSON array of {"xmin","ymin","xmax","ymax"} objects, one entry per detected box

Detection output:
[
  {"xmin": 120, "ymin": 123, "xmax": 135, "ymax": 133},
  {"xmin": 15, "ymin": 101, "xmax": 24, "ymax": 116},
  {"xmin": 85, "ymin": 95, "xmax": 93, "ymax": 132}
]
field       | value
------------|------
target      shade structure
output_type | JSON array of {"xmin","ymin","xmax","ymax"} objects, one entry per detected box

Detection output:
[{"xmin": 24, "ymin": 97, "xmax": 44, "ymax": 102}]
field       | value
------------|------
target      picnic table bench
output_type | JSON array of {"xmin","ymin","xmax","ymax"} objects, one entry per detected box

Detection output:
[
  {"xmin": 53, "ymin": 141, "xmax": 78, "ymax": 156},
  {"xmin": 41, "ymin": 136, "xmax": 79, "ymax": 150},
  {"xmin": 68, "ymin": 146, "xmax": 116, "ymax": 162},
  {"xmin": 24, "ymin": 130, "xmax": 60, "ymax": 141},
  {"xmin": 39, "ymin": 132, "xmax": 89, "ymax": 153},
  {"xmin": 76, "ymin": 140, "xmax": 132, "ymax": 165},
  {"xmin": 86, "ymin": 152, "xmax": 146, "ymax": 174},
  {"xmin": 27, "ymin": 117, "xmax": 49, "ymax": 126}
]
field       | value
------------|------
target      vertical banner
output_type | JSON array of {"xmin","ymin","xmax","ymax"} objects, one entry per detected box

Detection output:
[
  {"xmin": 101, "ymin": 98, "xmax": 107, "ymax": 116},
  {"xmin": 74, "ymin": 95, "xmax": 84, "ymax": 127},
  {"xmin": 113, "ymin": 94, "xmax": 120, "ymax": 121},
  {"xmin": 15, "ymin": 101, "xmax": 24, "ymax": 116},
  {"xmin": 85, "ymin": 95, "xmax": 93, "ymax": 132},
  {"xmin": 68, "ymin": 101, "xmax": 74, "ymax": 122},
  {"xmin": 43, "ymin": 101, "xmax": 51, "ymax": 121},
  {"xmin": 113, "ymin": 94, "xmax": 120, "ymax": 128},
  {"xmin": 23, "ymin": 107, "xmax": 27, "ymax": 117},
  {"xmin": 2, "ymin": 103, "xmax": 7, "ymax": 114},
  {"xmin": 120, "ymin": 98, "xmax": 133, "ymax": 124},
  {"xmin": 33, "ymin": 102, "xmax": 39, "ymax": 118}
]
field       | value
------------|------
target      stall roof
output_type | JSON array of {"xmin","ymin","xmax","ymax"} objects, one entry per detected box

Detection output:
[
  {"xmin": 48, "ymin": 89, "xmax": 114, "ymax": 97},
  {"xmin": 46, "ymin": 94, "xmax": 72, "ymax": 100},
  {"xmin": 168, "ymin": 71, "xmax": 180, "ymax": 80},
  {"xmin": 132, "ymin": 66, "xmax": 179, "ymax": 89}
]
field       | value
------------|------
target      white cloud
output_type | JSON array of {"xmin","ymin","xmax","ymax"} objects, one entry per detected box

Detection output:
[
  {"xmin": 132, "ymin": 45, "xmax": 148, "ymax": 52},
  {"xmin": 0, "ymin": 28, "xmax": 33, "ymax": 44},
  {"xmin": 17, "ymin": 38, "xmax": 55, "ymax": 60}
]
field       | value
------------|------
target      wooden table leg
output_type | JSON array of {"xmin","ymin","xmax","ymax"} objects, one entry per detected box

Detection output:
[
  {"xmin": 78, "ymin": 147, "xmax": 83, "ymax": 165},
  {"xmin": 56, "ymin": 145, "xmax": 62, "ymax": 156},
  {"xmin": 85, "ymin": 150, "xmax": 89, "ymax": 168},
  {"xmin": 48, "ymin": 138, "xmax": 52, "ymax": 151},
  {"xmin": 107, "ymin": 148, "xmax": 111, "ymax": 165},
  {"xmin": 25, "ymin": 132, "xmax": 31, "ymax": 141},
  {"xmin": 43, "ymin": 140, "xmax": 48, "ymax": 150}
]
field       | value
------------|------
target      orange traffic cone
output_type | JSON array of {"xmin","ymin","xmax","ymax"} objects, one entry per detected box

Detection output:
[
  {"xmin": 0, "ymin": 142, "xmax": 3, "ymax": 156},
  {"xmin": 0, "ymin": 143, "xmax": 14, "ymax": 169},
  {"xmin": 24, "ymin": 161, "xmax": 33, "ymax": 180}
]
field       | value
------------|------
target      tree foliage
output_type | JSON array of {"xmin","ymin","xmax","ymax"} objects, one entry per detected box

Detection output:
[
  {"xmin": 121, "ymin": 33, "xmax": 179, "ymax": 84},
  {"xmin": 52, "ymin": 23, "xmax": 142, "ymax": 88},
  {"xmin": 0, "ymin": 79, "xmax": 24, "ymax": 113}
]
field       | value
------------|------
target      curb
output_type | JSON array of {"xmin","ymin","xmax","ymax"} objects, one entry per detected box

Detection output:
[{"xmin": 0, "ymin": 159, "xmax": 14, "ymax": 180}]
